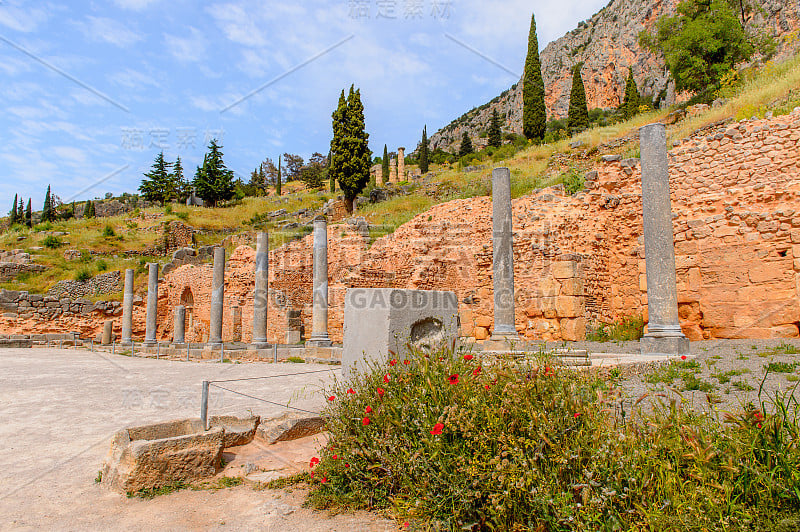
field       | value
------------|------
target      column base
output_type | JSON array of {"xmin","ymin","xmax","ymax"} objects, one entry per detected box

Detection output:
[
  {"xmin": 640, "ymin": 335, "xmax": 690, "ymax": 357},
  {"xmin": 120, "ymin": 340, "xmax": 132, "ymax": 347},
  {"xmin": 142, "ymin": 340, "xmax": 156, "ymax": 347},
  {"xmin": 306, "ymin": 335, "xmax": 332, "ymax": 348},
  {"xmin": 483, "ymin": 333, "xmax": 523, "ymax": 352},
  {"xmin": 250, "ymin": 342, "xmax": 272, "ymax": 350}
]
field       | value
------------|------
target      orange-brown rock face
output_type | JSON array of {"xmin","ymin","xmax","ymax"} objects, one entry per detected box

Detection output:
[{"xmin": 160, "ymin": 109, "xmax": 800, "ymax": 343}]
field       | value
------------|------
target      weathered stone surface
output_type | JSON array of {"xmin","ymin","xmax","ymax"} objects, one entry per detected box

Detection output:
[
  {"xmin": 100, "ymin": 419, "xmax": 224, "ymax": 494},
  {"xmin": 255, "ymin": 413, "xmax": 325, "ymax": 444},
  {"xmin": 209, "ymin": 415, "xmax": 260, "ymax": 448}
]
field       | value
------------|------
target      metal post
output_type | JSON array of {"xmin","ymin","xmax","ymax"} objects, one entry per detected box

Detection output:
[
  {"xmin": 273, "ymin": 344, "xmax": 278, "ymax": 363},
  {"xmin": 220, "ymin": 343, "xmax": 224, "ymax": 363},
  {"xmin": 90, "ymin": 339, "xmax": 94, "ymax": 352},
  {"xmin": 112, "ymin": 341, "xmax": 115, "ymax": 355},
  {"xmin": 132, "ymin": 341, "xmax": 135, "ymax": 357},
  {"xmin": 187, "ymin": 342, "xmax": 190, "ymax": 362},
  {"xmin": 156, "ymin": 342, "xmax": 160, "ymax": 360},
  {"xmin": 201, "ymin": 381, "xmax": 209, "ymax": 430}
]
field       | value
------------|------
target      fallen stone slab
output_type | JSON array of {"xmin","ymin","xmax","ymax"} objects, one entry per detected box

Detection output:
[
  {"xmin": 100, "ymin": 418, "xmax": 224, "ymax": 495},
  {"xmin": 209, "ymin": 415, "xmax": 260, "ymax": 448},
  {"xmin": 0, "ymin": 339, "xmax": 32, "ymax": 348},
  {"xmin": 255, "ymin": 412, "xmax": 326, "ymax": 444}
]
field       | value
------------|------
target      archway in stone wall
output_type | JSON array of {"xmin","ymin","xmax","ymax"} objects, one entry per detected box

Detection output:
[{"xmin": 180, "ymin": 287, "xmax": 194, "ymax": 335}]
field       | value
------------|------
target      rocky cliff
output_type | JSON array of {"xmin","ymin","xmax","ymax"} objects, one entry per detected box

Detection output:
[{"xmin": 429, "ymin": 0, "xmax": 800, "ymax": 152}]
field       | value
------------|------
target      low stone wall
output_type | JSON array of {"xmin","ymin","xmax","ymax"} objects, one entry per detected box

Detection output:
[
  {"xmin": 0, "ymin": 249, "xmax": 46, "ymax": 281},
  {"xmin": 1, "ymin": 289, "xmax": 121, "ymax": 320},
  {"xmin": 47, "ymin": 271, "xmax": 122, "ymax": 299}
]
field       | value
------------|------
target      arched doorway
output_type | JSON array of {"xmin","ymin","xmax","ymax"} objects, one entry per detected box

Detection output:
[{"xmin": 180, "ymin": 287, "xmax": 194, "ymax": 332}]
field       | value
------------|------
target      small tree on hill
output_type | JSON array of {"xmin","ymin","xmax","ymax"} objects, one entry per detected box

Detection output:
[
  {"xmin": 192, "ymin": 139, "xmax": 235, "ymax": 207},
  {"xmin": 83, "ymin": 200, "xmax": 96, "ymax": 218},
  {"xmin": 330, "ymin": 85, "xmax": 371, "ymax": 213},
  {"xmin": 276, "ymin": 156, "xmax": 282, "ymax": 196},
  {"xmin": 282, "ymin": 153, "xmax": 304, "ymax": 181},
  {"xmin": 17, "ymin": 197, "xmax": 23, "ymax": 223},
  {"xmin": 381, "ymin": 144, "xmax": 390, "ymax": 184},
  {"xmin": 622, "ymin": 70, "xmax": 641, "ymax": 120},
  {"xmin": 9, "ymin": 194, "xmax": 18, "ymax": 224},
  {"xmin": 523, "ymin": 13, "xmax": 546, "ymax": 142},
  {"xmin": 25, "ymin": 198, "xmax": 31, "ymax": 227},
  {"xmin": 172, "ymin": 156, "xmax": 186, "ymax": 200},
  {"xmin": 42, "ymin": 185, "xmax": 53, "ymax": 223},
  {"xmin": 459, "ymin": 132, "xmax": 473, "ymax": 157},
  {"xmin": 139, "ymin": 151, "xmax": 177, "ymax": 205},
  {"xmin": 567, "ymin": 64, "xmax": 590, "ymax": 133},
  {"xmin": 419, "ymin": 125, "xmax": 429, "ymax": 173},
  {"xmin": 488, "ymin": 109, "xmax": 502, "ymax": 148}
]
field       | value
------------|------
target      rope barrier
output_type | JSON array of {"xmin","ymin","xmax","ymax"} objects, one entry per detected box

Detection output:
[
  {"xmin": 208, "ymin": 383, "xmax": 324, "ymax": 416},
  {"xmin": 209, "ymin": 368, "xmax": 340, "ymax": 384}
]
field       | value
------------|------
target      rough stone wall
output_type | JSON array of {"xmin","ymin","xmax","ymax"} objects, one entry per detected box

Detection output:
[
  {"xmin": 47, "ymin": 271, "xmax": 122, "ymax": 299},
  {"xmin": 0, "ymin": 249, "xmax": 46, "ymax": 281}
]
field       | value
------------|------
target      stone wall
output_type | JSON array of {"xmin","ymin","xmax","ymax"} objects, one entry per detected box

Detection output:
[
  {"xmin": 47, "ymin": 271, "xmax": 122, "ymax": 299},
  {"xmin": 0, "ymin": 249, "xmax": 46, "ymax": 281}
]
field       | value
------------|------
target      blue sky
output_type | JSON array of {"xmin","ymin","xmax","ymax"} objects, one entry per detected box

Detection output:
[{"xmin": 0, "ymin": 0, "xmax": 607, "ymax": 206}]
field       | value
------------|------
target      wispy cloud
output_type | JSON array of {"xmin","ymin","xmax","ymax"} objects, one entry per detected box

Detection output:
[
  {"xmin": 164, "ymin": 27, "xmax": 206, "ymax": 62},
  {"xmin": 113, "ymin": 0, "xmax": 160, "ymax": 10},
  {"xmin": 0, "ymin": 2, "xmax": 50, "ymax": 33},
  {"xmin": 78, "ymin": 15, "xmax": 141, "ymax": 48}
]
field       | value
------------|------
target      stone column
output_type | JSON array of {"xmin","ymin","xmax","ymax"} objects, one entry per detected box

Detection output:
[
  {"xmin": 307, "ymin": 217, "xmax": 332, "ymax": 347},
  {"xmin": 144, "ymin": 263, "xmax": 158, "ymax": 346},
  {"xmin": 390, "ymin": 157, "xmax": 397, "ymax": 183},
  {"xmin": 639, "ymin": 123, "xmax": 690, "ymax": 356},
  {"xmin": 174, "ymin": 305, "xmax": 186, "ymax": 344},
  {"xmin": 102, "ymin": 320, "xmax": 113, "ymax": 345},
  {"xmin": 251, "ymin": 232, "xmax": 269, "ymax": 348},
  {"xmin": 208, "ymin": 247, "xmax": 225, "ymax": 345},
  {"xmin": 232, "ymin": 305, "xmax": 242, "ymax": 342},
  {"xmin": 398, "ymin": 147, "xmax": 405, "ymax": 181},
  {"xmin": 121, "ymin": 268, "xmax": 134, "ymax": 345},
  {"xmin": 490, "ymin": 167, "xmax": 520, "ymax": 344}
]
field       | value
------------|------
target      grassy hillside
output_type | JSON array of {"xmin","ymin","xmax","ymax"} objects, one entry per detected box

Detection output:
[{"xmin": 2, "ymin": 52, "xmax": 800, "ymax": 298}]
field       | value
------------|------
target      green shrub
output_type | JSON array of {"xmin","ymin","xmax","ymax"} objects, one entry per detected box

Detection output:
[
  {"xmin": 586, "ymin": 315, "xmax": 644, "ymax": 342},
  {"xmin": 74, "ymin": 269, "xmax": 91, "ymax": 282},
  {"xmin": 102, "ymin": 225, "xmax": 116, "ymax": 238},
  {"xmin": 42, "ymin": 235, "xmax": 61, "ymax": 248},
  {"xmin": 164, "ymin": 204, "xmax": 173, "ymax": 215},
  {"xmin": 175, "ymin": 211, "xmax": 189, "ymax": 221},
  {"xmin": 563, "ymin": 168, "xmax": 585, "ymax": 195},
  {"xmin": 96, "ymin": 259, "xmax": 108, "ymax": 272},
  {"xmin": 309, "ymin": 346, "xmax": 800, "ymax": 530}
]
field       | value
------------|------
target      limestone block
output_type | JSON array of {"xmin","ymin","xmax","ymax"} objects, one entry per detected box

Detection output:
[
  {"xmin": 560, "ymin": 318, "xmax": 586, "ymax": 341},
  {"xmin": 555, "ymin": 296, "xmax": 584, "ymax": 318},
  {"xmin": 551, "ymin": 261, "xmax": 580, "ymax": 279},
  {"xmin": 343, "ymin": 289, "xmax": 459, "ymax": 376},
  {"xmin": 474, "ymin": 326, "xmax": 489, "ymax": 340},
  {"xmin": 475, "ymin": 315, "xmax": 492, "ymax": 328},
  {"xmin": 209, "ymin": 415, "xmax": 260, "ymax": 448},
  {"xmin": 538, "ymin": 277, "xmax": 559, "ymax": 296},
  {"xmin": 255, "ymin": 413, "xmax": 325, "ymax": 444},
  {"xmin": 541, "ymin": 297, "xmax": 557, "ymax": 319},
  {"xmin": 559, "ymin": 278, "xmax": 584, "ymax": 296}
]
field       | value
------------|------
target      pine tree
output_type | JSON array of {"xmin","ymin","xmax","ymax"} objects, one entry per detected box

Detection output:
[
  {"xmin": 419, "ymin": 125, "xmax": 429, "ymax": 174},
  {"xmin": 9, "ymin": 194, "xmax": 18, "ymax": 224},
  {"xmin": 276, "ymin": 156, "xmax": 282, "ymax": 196},
  {"xmin": 139, "ymin": 152, "xmax": 175, "ymax": 205},
  {"xmin": 382, "ymin": 144, "xmax": 390, "ymax": 184},
  {"xmin": 330, "ymin": 85, "xmax": 371, "ymax": 213},
  {"xmin": 42, "ymin": 185, "xmax": 52, "ymax": 223},
  {"xmin": 522, "ymin": 13, "xmax": 546, "ymax": 142},
  {"xmin": 622, "ymin": 70, "xmax": 640, "ymax": 120},
  {"xmin": 25, "ymin": 198, "xmax": 31, "ymax": 227},
  {"xmin": 459, "ymin": 132, "xmax": 473, "ymax": 157},
  {"xmin": 488, "ymin": 109, "xmax": 502, "ymax": 148},
  {"xmin": 192, "ymin": 140, "xmax": 235, "ymax": 207},
  {"xmin": 567, "ymin": 64, "xmax": 590, "ymax": 133},
  {"xmin": 172, "ymin": 156, "xmax": 186, "ymax": 200}
]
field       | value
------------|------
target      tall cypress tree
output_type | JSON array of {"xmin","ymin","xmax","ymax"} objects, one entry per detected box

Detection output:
[
  {"xmin": 42, "ymin": 185, "xmax": 52, "ymax": 223},
  {"xmin": 459, "ymin": 132, "xmax": 473, "ymax": 157},
  {"xmin": 276, "ymin": 156, "xmax": 282, "ymax": 196},
  {"xmin": 83, "ymin": 200, "xmax": 93, "ymax": 218},
  {"xmin": 330, "ymin": 85, "xmax": 370, "ymax": 213},
  {"xmin": 329, "ymin": 90, "xmax": 348, "ymax": 194},
  {"xmin": 381, "ymin": 144, "xmax": 390, "ymax": 184},
  {"xmin": 623, "ymin": 70, "xmax": 640, "ymax": 120},
  {"xmin": 17, "ymin": 197, "xmax": 23, "ymax": 222},
  {"xmin": 567, "ymin": 64, "xmax": 590, "ymax": 133},
  {"xmin": 9, "ymin": 194, "xmax": 18, "ymax": 224},
  {"xmin": 329, "ymin": 150, "xmax": 335, "ymax": 193},
  {"xmin": 25, "ymin": 198, "xmax": 31, "ymax": 227},
  {"xmin": 172, "ymin": 156, "xmax": 186, "ymax": 199},
  {"xmin": 419, "ymin": 125, "xmax": 429, "ymax": 174},
  {"xmin": 522, "ymin": 13, "xmax": 546, "ymax": 142},
  {"xmin": 488, "ymin": 109, "xmax": 502, "ymax": 147}
]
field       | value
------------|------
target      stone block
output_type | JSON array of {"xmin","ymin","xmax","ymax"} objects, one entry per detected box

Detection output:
[
  {"xmin": 343, "ymin": 288, "xmax": 458, "ymax": 376},
  {"xmin": 474, "ymin": 315, "xmax": 492, "ymax": 328},
  {"xmin": 209, "ymin": 415, "xmax": 260, "ymax": 448},
  {"xmin": 551, "ymin": 261, "xmax": 580, "ymax": 279},
  {"xmin": 560, "ymin": 318, "xmax": 586, "ymax": 341},
  {"xmin": 559, "ymin": 278, "xmax": 584, "ymax": 296},
  {"xmin": 555, "ymin": 296, "xmax": 584, "ymax": 318},
  {"xmin": 285, "ymin": 331, "xmax": 302, "ymax": 344},
  {"xmin": 474, "ymin": 326, "xmax": 489, "ymax": 340},
  {"xmin": 100, "ymin": 419, "xmax": 224, "ymax": 495},
  {"xmin": 255, "ymin": 413, "xmax": 326, "ymax": 444},
  {"xmin": 640, "ymin": 336, "xmax": 690, "ymax": 356}
]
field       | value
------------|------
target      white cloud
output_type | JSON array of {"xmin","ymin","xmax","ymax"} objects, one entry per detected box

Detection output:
[
  {"xmin": 113, "ymin": 0, "xmax": 160, "ymax": 10},
  {"xmin": 0, "ymin": 2, "xmax": 50, "ymax": 33},
  {"xmin": 109, "ymin": 68, "xmax": 160, "ymax": 89},
  {"xmin": 164, "ymin": 27, "xmax": 206, "ymax": 62},
  {"xmin": 52, "ymin": 146, "xmax": 88, "ymax": 165},
  {"xmin": 79, "ymin": 16, "xmax": 141, "ymax": 47}
]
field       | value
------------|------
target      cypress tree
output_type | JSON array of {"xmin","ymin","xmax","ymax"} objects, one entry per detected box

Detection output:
[
  {"xmin": 17, "ymin": 197, "xmax": 23, "ymax": 222},
  {"xmin": 459, "ymin": 132, "xmax": 473, "ymax": 157},
  {"xmin": 329, "ymin": 90, "xmax": 348, "ymax": 194},
  {"xmin": 623, "ymin": 70, "xmax": 640, "ymax": 120},
  {"xmin": 382, "ymin": 144, "xmax": 390, "ymax": 184},
  {"xmin": 42, "ymin": 185, "xmax": 52, "ymax": 223},
  {"xmin": 9, "ymin": 194, "xmax": 18, "ymax": 224},
  {"xmin": 329, "ymin": 150, "xmax": 335, "ymax": 193},
  {"xmin": 172, "ymin": 156, "xmax": 186, "ymax": 199},
  {"xmin": 83, "ymin": 200, "xmax": 94, "ymax": 219},
  {"xmin": 330, "ymin": 85, "xmax": 370, "ymax": 213},
  {"xmin": 488, "ymin": 109, "xmax": 502, "ymax": 148},
  {"xmin": 567, "ymin": 64, "xmax": 590, "ymax": 133},
  {"xmin": 276, "ymin": 156, "xmax": 282, "ymax": 196},
  {"xmin": 522, "ymin": 13, "xmax": 546, "ymax": 142},
  {"xmin": 419, "ymin": 125, "xmax": 429, "ymax": 174},
  {"xmin": 25, "ymin": 198, "xmax": 31, "ymax": 227}
]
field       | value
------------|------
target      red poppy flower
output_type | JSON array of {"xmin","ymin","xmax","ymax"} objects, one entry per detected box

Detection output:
[
  {"xmin": 345, "ymin": 463, "xmax": 350, "ymax": 468},
  {"xmin": 472, "ymin": 366, "xmax": 481, "ymax": 376},
  {"xmin": 362, "ymin": 417, "xmax": 370, "ymax": 426},
  {"xmin": 365, "ymin": 405, "xmax": 373, "ymax": 414},
  {"xmin": 309, "ymin": 457, "xmax": 320, "ymax": 468},
  {"xmin": 544, "ymin": 366, "xmax": 554, "ymax": 376},
  {"xmin": 377, "ymin": 387, "xmax": 385, "ymax": 397},
  {"xmin": 403, "ymin": 359, "xmax": 410, "ymax": 365},
  {"xmin": 321, "ymin": 476, "xmax": 327, "ymax": 483},
  {"xmin": 484, "ymin": 384, "xmax": 490, "ymax": 390},
  {"xmin": 754, "ymin": 411, "xmax": 764, "ymax": 421},
  {"xmin": 463, "ymin": 354, "xmax": 474, "ymax": 361},
  {"xmin": 448, "ymin": 374, "xmax": 460, "ymax": 385},
  {"xmin": 430, "ymin": 422, "xmax": 444, "ymax": 435},
  {"xmin": 383, "ymin": 374, "xmax": 391, "ymax": 383},
  {"xmin": 310, "ymin": 471, "xmax": 314, "ymax": 479},
  {"xmin": 403, "ymin": 523, "xmax": 410, "ymax": 529},
  {"xmin": 347, "ymin": 388, "xmax": 355, "ymax": 394},
  {"xmin": 574, "ymin": 412, "xmax": 581, "ymax": 418},
  {"xmin": 681, "ymin": 355, "xmax": 687, "ymax": 360},
  {"xmin": 389, "ymin": 359, "xmax": 397, "ymax": 366},
  {"xmin": 327, "ymin": 395, "xmax": 336, "ymax": 402},
  {"xmin": 757, "ymin": 423, "xmax": 762, "ymax": 429}
]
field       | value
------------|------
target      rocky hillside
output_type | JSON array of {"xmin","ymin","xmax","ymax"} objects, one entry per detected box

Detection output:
[{"xmin": 429, "ymin": 0, "xmax": 800, "ymax": 152}]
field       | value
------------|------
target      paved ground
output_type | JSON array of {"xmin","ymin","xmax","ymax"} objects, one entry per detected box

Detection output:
[{"xmin": 0, "ymin": 348, "xmax": 394, "ymax": 531}]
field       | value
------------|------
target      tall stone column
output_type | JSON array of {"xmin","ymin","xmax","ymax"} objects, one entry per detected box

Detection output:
[
  {"xmin": 398, "ymin": 147, "xmax": 405, "ymax": 181},
  {"xmin": 208, "ymin": 247, "xmax": 225, "ymax": 345},
  {"xmin": 121, "ymin": 268, "xmax": 134, "ymax": 345},
  {"xmin": 390, "ymin": 157, "xmax": 397, "ymax": 183},
  {"xmin": 174, "ymin": 305, "xmax": 186, "ymax": 344},
  {"xmin": 144, "ymin": 263, "xmax": 158, "ymax": 346},
  {"xmin": 639, "ymin": 123, "xmax": 690, "ymax": 356},
  {"xmin": 490, "ymin": 167, "xmax": 520, "ymax": 344},
  {"xmin": 251, "ymin": 231, "xmax": 270, "ymax": 348},
  {"xmin": 307, "ymin": 217, "xmax": 332, "ymax": 347}
]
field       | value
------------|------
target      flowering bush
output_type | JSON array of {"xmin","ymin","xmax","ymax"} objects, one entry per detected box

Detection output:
[{"xmin": 307, "ymin": 346, "xmax": 800, "ymax": 530}]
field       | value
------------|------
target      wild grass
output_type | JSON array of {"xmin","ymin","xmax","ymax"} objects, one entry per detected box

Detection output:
[
  {"xmin": 307, "ymin": 345, "xmax": 800, "ymax": 530},
  {"xmin": 586, "ymin": 316, "xmax": 645, "ymax": 342}
]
